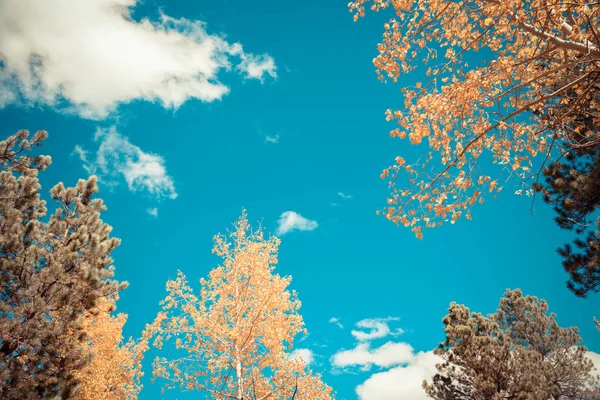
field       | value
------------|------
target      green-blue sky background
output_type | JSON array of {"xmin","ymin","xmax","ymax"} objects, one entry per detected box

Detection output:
[{"xmin": 1, "ymin": 0, "xmax": 598, "ymax": 399}]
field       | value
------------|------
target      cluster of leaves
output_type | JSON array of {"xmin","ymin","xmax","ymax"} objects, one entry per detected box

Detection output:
[
  {"xmin": 0, "ymin": 131, "xmax": 143, "ymax": 399},
  {"xmin": 426, "ymin": 289, "xmax": 600, "ymax": 399},
  {"xmin": 350, "ymin": 0, "xmax": 600, "ymax": 239},
  {"xmin": 144, "ymin": 211, "xmax": 333, "ymax": 399},
  {"xmin": 72, "ymin": 297, "xmax": 147, "ymax": 400}
]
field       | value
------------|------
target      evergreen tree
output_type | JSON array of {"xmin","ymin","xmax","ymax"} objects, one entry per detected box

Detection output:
[
  {"xmin": 535, "ymin": 73, "xmax": 600, "ymax": 297},
  {"xmin": 425, "ymin": 289, "xmax": 600, "ymax": 399},
  {"xmin": 0, "ymin": 130, "xmax": 126, "ymax": 399}
]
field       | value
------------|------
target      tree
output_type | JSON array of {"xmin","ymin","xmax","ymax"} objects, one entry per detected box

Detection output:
[
  {"xmin": 424, "ymin": 289, "xmax": 600, "ymax": 399},
  {"xmin": 70, "ymin": 297, "xmax": 147, "ymax": 400},
  {"xmin": 350, "ymin": 0, "xmax": 600, "ymax": 239},
  {"xmin": 534, "ymin": 78, "xmax": 600, "ymax": 297},
  {"xmin": 0, "ymin": 130, "xmax": 126, "ymax": 399},
  {"xmin": 144, "ymin": 211, "xmax": 333, "ymax": 399}
]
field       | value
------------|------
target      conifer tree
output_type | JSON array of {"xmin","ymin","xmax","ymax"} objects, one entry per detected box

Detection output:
[
  {"xmin": 534, "ymin": 74, "xmax": 600, "ymax": 297},
  {"xmin": 425, "ymin": 289, "xmax": 600, "ymax": 399},
  {"xmin": 145, "ymin": 211, "xmax": 333, "ymax": 399},
  {"xmin": 0, "ymin": 130, "xmax": 126, "ymax": 399}
]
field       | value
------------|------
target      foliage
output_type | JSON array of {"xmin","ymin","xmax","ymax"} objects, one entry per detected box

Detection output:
[
  {"xmin": 425, "ymin": 289, "xmax": 600, "ymax": 399},
  {"xmin": 71, "ymin": 297, "xmax": 147, "ymax": 400},
  {"xmin": 534, "ymin": 76, "xmax": 600, "ymax": 297},
  {"xmin": 145, "ymin": 211, "xmax": 333, "ymax": 399},
  {"xmin": 0, "ymin": 130, "xmax": 126, "ymax": 399},
  {"xmin": 350, "ymin": 0, "xmax": 600, "ymax": 239}
]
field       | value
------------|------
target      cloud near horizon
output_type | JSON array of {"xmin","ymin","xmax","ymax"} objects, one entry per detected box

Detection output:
[
  {"xmin": 330, "ymin": 315, "xmax": 441, "ymax": 400},
  {"xmin": 331, "ymin": 318, "xmax": 600, "ymax": 400},
  {"xmin": 276, "ymin": 211, "xmax": 318, "ymax": 235},
  {"xmin": 354, "ymin": 350, "xmax": 440, "ymax": 400},
  {"xmin": 0, "ymin": 0, "xmax": 276, "ymax": 119}
]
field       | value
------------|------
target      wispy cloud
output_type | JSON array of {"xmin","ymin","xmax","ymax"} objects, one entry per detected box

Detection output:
[
  {"xmin": 147, "ymin": 207, "xmax": 159, "ymax": 217},
  {"xmin": 74, "ymin": 127, "xmax": 177, "ymax": 200},
  {"xmin": 337, "ymin": 192, "xmax": 354, "ymax": 200},
  {"xmin": 276, "ymin": 211, "xmax": 318, "ymax": 235},
  {"xmin": 265, "ymin": 134, "xmax": 280, "ymax": 144},
  {"xmin": 238, "ymin": 53, "xmax": 277, "ymax": 82},
  {"xmin": 329, "ymin": 317, "xmax": 344, "ymax": 329},
  {"xmin": 331, "ymin": 341, "xmax": 415, "ymax": 370},
  {"xmin": 351, "ymin": 317, "xmax": 404, "ymax": 342},
  {"xmin": 0, "ymin": 0, "xmax": 276, "ymax": 118}
]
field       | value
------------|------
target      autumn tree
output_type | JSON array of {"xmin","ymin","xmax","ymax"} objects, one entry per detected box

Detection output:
[
  {"xmin": 69, "ymin": 296, "xmax": 147, "ymax": 400},
  {"xmin": 349, "ymin": 0, "xmax": 600, "ymax": 239},
  {"xmin": 424, "ymin": 289, "xmax": 600, "ymax": 399},
  {"xmin": 0, "ymin": 130, "xmax": 126, "ymax": 399},
  {"xmin": 144, "ymin": 211, "xmax": 333, "ymax": 399}
]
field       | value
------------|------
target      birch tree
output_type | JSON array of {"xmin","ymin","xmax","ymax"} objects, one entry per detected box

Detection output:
[{"xmin": 145, "ymin": 211, "xmax": 333, "ymax": 400}]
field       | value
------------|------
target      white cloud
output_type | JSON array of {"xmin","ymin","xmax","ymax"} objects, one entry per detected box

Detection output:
[
  {"xmin": 276, "ymin": 211, "xmax": 318, "ymax": 235},
  {"xmin": 353, "ymin": 349, "xmax": 600, "ymax": 400},
  {"xmin": 331, "ymin": 341, "xmax": 415, "ymax": 370},
  {"xmin": 238, "ymin": 53, "xmax": 277, "ymax": 82},
  {"xmin": 355, "ymin": 350, "xmax": 440, "ymax": 400},
  {"xmin": 329, "ymin": 317, "xmax": 344, "ymax": 329},
  {"xmin": 147, "ymin": 207, "xmax": 159, "ymax": 217},
  {"xmin": 75, "ymin": 127, "xmax": 177, "ymax": 199},
  {"xmin": 585, "ymin": 350, "xmax": 600, "ymax": 377},
  {"xmin": 338, "ymin": 344, "xmax": 600, "ymax": 400},
  {"xmin": 331, "ymin": 317, "xmax": 437, "ymax": 399},
  {"xmin": 337, "ymin": 192, "xmax": 353, "ymax": 199},
  {"xmin": 265, "ymin": 134, "xmax": 280, "ymax": 144},
  {"xmin": 351, "ymin": 317, "xmax": 403, "ymax": 342},
  {"xmin": 72, "ymin": 145, "xmax": 92, "ymax": 174},
  {"xmin": 289, "ymin": 348, "xmax": 314, "ymax": 366},
  {"xmin": 0, "ymin": 0, "xmax": 276, "ymax": 118}
]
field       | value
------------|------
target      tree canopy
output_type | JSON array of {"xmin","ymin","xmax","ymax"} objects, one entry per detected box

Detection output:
[
  {"xmin": 71, "ymin": 297, "xmax": 147, "ymax": 400},
  {"xmin": 425, "ymin": 289, "xmax": 600, "ymax": 399},
  {"xmin": 145, "ymin": 211, "xmax": 333, "ymax": 399},
  {"xmin": 0, "ymin": 130, "xmax": 126, "ymax": 399},
  {"xmin": 350, "ymin": 0, "xmax": 600, "ymax": 239}
]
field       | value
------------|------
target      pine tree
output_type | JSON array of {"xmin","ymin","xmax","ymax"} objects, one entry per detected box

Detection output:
[
  {"xmin": 534, "ymin": 73, "xmax": 600, "ymax": 297},
  {"xmin": 0, "ymin": 130, "xmax": 126, "ymax": 399},
  {"xmin": 425, "ymin": 289, "xmax": 600, "ymax": 399}
]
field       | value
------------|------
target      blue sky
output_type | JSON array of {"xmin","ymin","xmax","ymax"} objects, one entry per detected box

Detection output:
[{"xmin": 1, "ymin": 0, "xmax": 599, "ymax": 399}]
